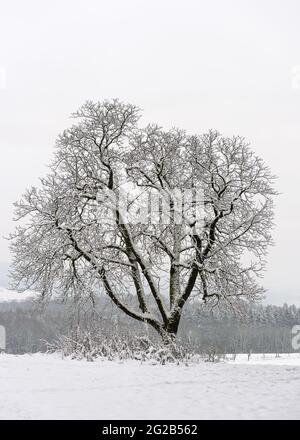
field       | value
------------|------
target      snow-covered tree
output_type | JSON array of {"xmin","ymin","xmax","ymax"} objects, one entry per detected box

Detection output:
[{"xmin": 10, "ymin": 99, "xmax": 276, "ymax": 342}]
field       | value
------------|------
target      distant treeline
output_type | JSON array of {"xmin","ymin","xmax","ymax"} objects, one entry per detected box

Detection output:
[
  {"xmin": 181, "ymin": 302, "xmax": 300, "ymax": 354},
  {"xmin": 0, "ymin": 299, "xmax": 299, "ymax": 354}
]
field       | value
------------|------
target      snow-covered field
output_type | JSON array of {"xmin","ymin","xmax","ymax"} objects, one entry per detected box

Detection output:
[
  {"xmin": 0, "ymin": 353, "xmax": 299, "ymax": 420},
  {"xmin": 0, "ymin": 287, "xmax": 36, "ymax": 302}
]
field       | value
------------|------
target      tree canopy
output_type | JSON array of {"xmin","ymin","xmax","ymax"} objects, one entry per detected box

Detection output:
[{"xmin": 10, "ymin": 100, "xmax": 276, "ymax": 340}]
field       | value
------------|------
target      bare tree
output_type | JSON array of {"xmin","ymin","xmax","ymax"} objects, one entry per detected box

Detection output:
[{"xmin": 10, "ymin": 100, "xmax": 276, "ymax": 342}]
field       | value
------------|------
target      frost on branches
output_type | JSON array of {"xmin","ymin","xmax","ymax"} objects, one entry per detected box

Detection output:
[{"xmin": 10, "ymin": 100, "xmax": 276, "ymax": 342}]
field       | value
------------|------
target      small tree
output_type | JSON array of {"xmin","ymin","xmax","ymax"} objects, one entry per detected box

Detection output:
[{"xmin": 10, "ymin": 100, "xmax": 276, "ymax": 342}]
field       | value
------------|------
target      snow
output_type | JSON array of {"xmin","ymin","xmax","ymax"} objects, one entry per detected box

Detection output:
[
  {"xmin": 0, "ymin": 287, "xmax": 37, "ymax": 303},
  {"xmin": 228, "ymin": 352, "xmax": 300, "ymax": 366},
  {"xmin": 0, "ymin": 353, "xmax": 299, "ymax": 419}
]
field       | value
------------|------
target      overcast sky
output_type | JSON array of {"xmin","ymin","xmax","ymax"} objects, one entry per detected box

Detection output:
[{"xmin": 0, "ymin": 0, "xmax": 299, "ymax": 305}]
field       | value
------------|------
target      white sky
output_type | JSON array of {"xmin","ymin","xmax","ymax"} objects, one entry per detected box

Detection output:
[{"xmin": 0, "ymin": 0, "xmax": 299, "ymax": 305}]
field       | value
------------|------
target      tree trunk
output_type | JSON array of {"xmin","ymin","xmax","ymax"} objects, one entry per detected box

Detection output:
[{"xmin": 158, "ymin": 315, "xmax": 181, "ymax": 345}]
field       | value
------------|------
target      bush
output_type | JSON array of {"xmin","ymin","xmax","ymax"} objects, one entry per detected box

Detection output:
[{"xmin": 47, "ymin": 326, "xmax": 204, "ymax": 365}]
